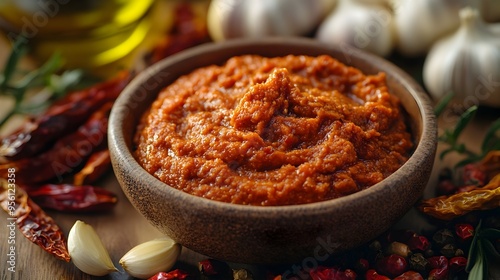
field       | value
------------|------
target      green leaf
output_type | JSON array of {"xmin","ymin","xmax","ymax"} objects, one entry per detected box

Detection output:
[
  {"xmin": 467, "ymin": 220, "xmax": 482, "ymax": 273},
  {"xmin": 481, "ymin": 118, "xmax": 500, "ymax": 154},
  {"xmin": 467, "ymin": 240, "xmax": 485, "ymax": 280},
  {"xmin": 434, "ymin": 91, "xmax": 455, "ymax": 117},
  {"xmin": 452, "ymin": 105, "xmax": 478, "ymax": 140},
  {"xmin": 482, "ymin": 239, "xmax": 500, "ymax": 260},
  {"xmin": 0, "ymin": 37, "xmax": 28, "ymax": 91},
  {"xmin": 439, "ymin": 147, "xmax": 456, "ymax": 160},
  {"xmin": 49, "ymin": 69, "xmax": 84, "ymax": 98},
  {"xmin": 15, "ymin": 52, "xmax": 63, "ymax": 90}
]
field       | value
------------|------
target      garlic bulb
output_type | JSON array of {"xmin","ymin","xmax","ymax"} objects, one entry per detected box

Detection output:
[
  {"xmin": 316, "ymin": 0, "xmax": 395, "ymax": 57},
  {"xmin": 68, "ymin": 220, "xmax": 118, "ymax": 276},
  {"xmin": 207, "ymin": 0, "xmax": 336, "ymax": 41},
  {"xmin": 423, "ymin": 7, "xmax": 500, "ymax": 108},
  {"xmin": 119, "ymin": 237, "xmax": 181, "ymax": 279},
  {"xmin": 392, "ymin": 0, "xmax": 467, "ymax": 56}
]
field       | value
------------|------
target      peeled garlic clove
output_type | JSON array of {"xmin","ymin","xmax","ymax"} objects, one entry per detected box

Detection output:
[
  {"xmin": 316, "ymin": 0, "xmax": 395, "ymax": 57},
  {"xmin": 119, "ymin": 237, "xmax": 181, "ymax": 279},
  {"xmin": 423, "ymin": 7, "xmax": 500, "ymax": 108},
  {"xmin": 68, "ymin": 220, "xmax": 117, "ymax": 276}
]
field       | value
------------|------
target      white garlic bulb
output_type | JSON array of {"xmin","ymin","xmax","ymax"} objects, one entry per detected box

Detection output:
[
  {"xmin": 316, "ymin": 0, "xmax": 395, "ymax": 57},
  {"xmin": 119, "ymin": 237, "xmax": 181, "ymax": 279},
  {"xmin": 392, "ymin": 0, "xmax": 467, "ymax": 56},
  {"xmin": 423, "ymin": 7, "xmax": 500, "ymax": 108},
  {"xmin": 207, "ymin": 0, "xmax": 336, "ymax": 41},
  {"xmin": 68, "ymin": 220, "xmax": 118, "ymax": 276}
]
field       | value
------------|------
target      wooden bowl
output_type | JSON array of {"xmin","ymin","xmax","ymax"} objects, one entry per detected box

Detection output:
[{"xmin": 108, "ymin": 37, "xmax": 437, "ymax": 264}]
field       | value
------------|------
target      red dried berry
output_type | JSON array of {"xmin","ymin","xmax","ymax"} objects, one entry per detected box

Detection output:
[
  {"xmin": 365, "ymin": 269, "xmax": 390, "ymax": 280},
  {"xmin": 376, "ymin": 254, "xmax": 408, "ymax": 278},
  {"xmin": 148, "ymin": 269, "xmax": 192, "ymax": 280},
  {"xmin": 462, "ymin": 163, "xmax": 486, "ymax": 186},
  {"xmin": 407, "ymin": 235, "xmax": 430, "ymax": 251},
  {"xmin": 436, "ymin": 179, "xmax": 457, "ymax": 196},
  {"xmin": 449, "ymin": 256, "xmax": 467, "ymax": 272},
  {"xmin": 309, "ymin": 266, "xmax": 356, "ymax": 280},
  {"xmin": 355, "ymin": 258, "xmax": 370, "ymax": 273},
  {"xmin": 393, "ymin": 271, "xmax": 424, "ymax": 280},
  {"xmin": 198, "ymin": 259, "xmax": 231, "ymax": 277},
  {"xmin": 428, "ymin": 267, "xmax": 449, "ymax": 280},
  {"xmin": 455, "ymin": 224, "xmax": 475, "ymax": 242},
  {"xmin": 427, "ymin": 256, "xmax": 448, "ymax": 269}
]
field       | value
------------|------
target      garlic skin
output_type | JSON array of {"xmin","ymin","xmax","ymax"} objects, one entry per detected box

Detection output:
[
  {"xmin": 68, "ymin": 220, "xmax": 117, "ymax": 276},
  {"xmin": 423, "ymin": 7, "xmax": 500, "ymax": 108},
  {"xmin": 316, "ymin": 0, "xmax": 395, "ymax": 57},
  {"xmin": 119, "ymin": 237, "xmax": 181, "ymax": 279},
  {"xmin": 207, "ymin": 0, "xmax": 336, "ymax": 41},
  {"xmin": 392, "ymin": 0, "xmax": 466, "ymax": 56}
]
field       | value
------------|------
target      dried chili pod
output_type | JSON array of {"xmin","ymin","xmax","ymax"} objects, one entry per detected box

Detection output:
[
  {"xmin": 0, "ymin": 102, "xmax": 113, "ymax": 184},
  {"xmin": 148, "ymin": 269, "xmax": 193, "ymax": 280},
  {"xmin": 21, "ymin": 184, "xmax": 117, "ymax": 212},
  {"xmin": 418, "ymin": 174, "xmax": 500, "ymax": 220},
  {"xmin": 0, "ymin": 71, "xmax": 130, "ymax": 161},
  {"xmin": 73, "ymin": 149, "xmax": 111, "ymax": 185},
  {"xmin": 0, "ymin": 179, "xmax": 70, "ymax": 261}
]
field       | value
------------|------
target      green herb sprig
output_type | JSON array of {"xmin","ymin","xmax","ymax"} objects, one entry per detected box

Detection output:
[
  {"xmin": 467, "ymin": 220, "xmax": 500, "ymax": 280},
  {"xmin": 0, "ymin": 38, "xmax": 83, "ymax": 127},
  {"xmin": 435, "ymin": 93, "xmax": 500, "ymax": 167}
]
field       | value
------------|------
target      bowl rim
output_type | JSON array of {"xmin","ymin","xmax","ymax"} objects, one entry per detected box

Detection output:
[{"xmin": 109, "ymin": 37, "xmax": 437, "ymax": 215}]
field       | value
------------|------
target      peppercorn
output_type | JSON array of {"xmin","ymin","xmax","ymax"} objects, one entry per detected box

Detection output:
[
  {"xmin": 454, "ymin": 249, "xmax": 464, "ymax": 257},
  {"xmin": 365, "ymin": 269, "xmax": 390, "ymax": 280},
  {"xmin": 440, "ymin": 243, "xmax": 458, "ymax": 258},
  {"xmin": 407, "ymin": 235, "xmax": 430, "ymax": 252},
  {"xmin": 393, "ymin": 271, "xmax": 424, "ymax": 280},
  {"xmin": 369, "ymin": 240, "xmax": 382, "ymax": 252},
  {"xmin": 455, "ymin": 224, "xmax": 474, "ymax": 243},
  {"xmin": 449, "ymin": 256, "xmax": 467, "ymax": 273},
  {"xmin": 385, "ymin": 242, "xmax": 411, "ymax": 258},
  {"xmin": 409, "ymin": 253, "xmax": 428, "ymax": 272},
  {"xmin": 437, "ymin": 179, "xmax": 458, "ymax": 196},
  {"xmin": 376, "ymin": 254, "xmax": 408, "ymax": 278},
  {"xmin": 461, "ymin": 163, "xmax": 486, "ymax": 186},
  {"xmin": 233, "ymin": 268, "xmax": 253, "ymax": 280},
  {"xmin": 424, "ymin": 248, "xmax": 435, "ymax": 258},
  {"xmin": 432, "ymin": 229, "xmax": 455, "ymax": 247},
  {"xmin": 198, "ymin": 259, "xmax": 232, "ymax": 279}
]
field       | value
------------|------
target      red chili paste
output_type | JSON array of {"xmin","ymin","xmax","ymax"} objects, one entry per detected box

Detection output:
[{"xmin": 134, "ymin": 55, "xmax": 413, "ymax": 206}]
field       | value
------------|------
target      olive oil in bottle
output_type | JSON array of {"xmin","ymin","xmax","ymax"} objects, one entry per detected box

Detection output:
[{"xmin": 0, "ymin": 0, "xmax": 172, "ymax": 73}]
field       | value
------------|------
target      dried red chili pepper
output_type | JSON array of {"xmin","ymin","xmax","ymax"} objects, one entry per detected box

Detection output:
[
  {"xmin": 418, "ymin": 174, "xmax": 500, "ymax": 220},
  {"xmin": 148, "ymin": 269, "xmax": 192, "ymax": 280},
  {"xmin": 21, "ymin": 184, "xmax": 117, "ymax": 212},
  {"xmin": 73, "ymin": 149, "xmax": 111, "ymax": 185},
  {"xmin": 0, "ymin": 102, "xmax": 113, "ymax": 184},
  {"xmin": 0, "ymin": 179, "xmax": 70, "ymax": 262},
  {"xmin": 0, "ymin": 71, "xmax": 130, "ymax": 161}
]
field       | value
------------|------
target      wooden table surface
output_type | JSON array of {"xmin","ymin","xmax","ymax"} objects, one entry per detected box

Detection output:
[{"xmin": 1, "ymin": 5, "xmax": 499, "ymax": 279}]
